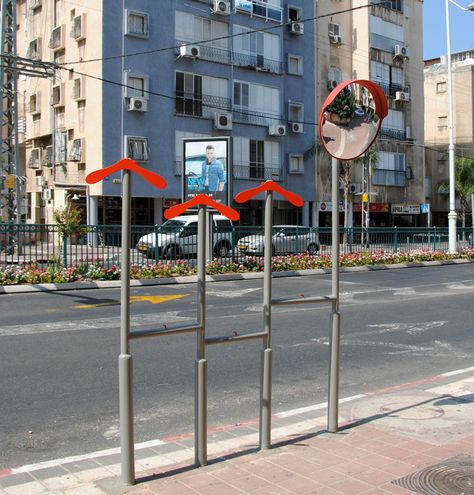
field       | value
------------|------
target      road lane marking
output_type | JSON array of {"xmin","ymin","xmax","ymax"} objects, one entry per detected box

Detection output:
[
  {"xmin": 74, "ymin": 294, "xmax": 188, "ymax": 309},
  {"xmin": 206, "ymin": 288, "xmax": 261, "ymax": 298},
  {"xmin": 275, "ymin": 394, "xmax": 366, "ymax": 418}
]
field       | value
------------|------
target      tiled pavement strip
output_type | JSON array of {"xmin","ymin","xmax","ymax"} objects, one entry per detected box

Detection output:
[{"xmin": 2, "ymin": 369, "xmax": 474, "ymax": 494}]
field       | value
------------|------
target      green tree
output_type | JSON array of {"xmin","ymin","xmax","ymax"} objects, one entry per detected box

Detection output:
[
  {"xmin": 53, "ymin": 206, "xmax": 84, "ymax": 262},
  {"xmin": 325, "ymin": 87, "xmax": 356, "ymax": 121},
  {"xmin": 455, "ymin": 156, "xmax": 474, "ymax": 235}
]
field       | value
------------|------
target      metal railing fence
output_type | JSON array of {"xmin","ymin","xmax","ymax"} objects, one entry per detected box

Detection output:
[{"xmin": 1, "ymin": 223, "xmax": 473, "ymax": 269}]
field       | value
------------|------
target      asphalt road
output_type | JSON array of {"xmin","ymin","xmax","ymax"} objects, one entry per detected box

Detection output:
[{"xmin": 1, "ymin": 264, "xmax": 474, "ymax": 469}]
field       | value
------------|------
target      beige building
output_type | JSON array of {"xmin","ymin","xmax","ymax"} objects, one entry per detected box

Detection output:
[
  {"xmin": 315, "ymin": 0, "xmax": 425, "ymax": 227},
  {"xmin": 424, "ymin": 49, "xmax": 474, "ymax": 226},
  {"xmin": 16, "ymin": 0, "xmax": 103, "ymax": 225}
]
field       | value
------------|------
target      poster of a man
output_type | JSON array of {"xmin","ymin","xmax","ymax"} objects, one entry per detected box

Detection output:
[{"xmin": 183, "ymin": 137, "xmax": 230, "ymax": 206}]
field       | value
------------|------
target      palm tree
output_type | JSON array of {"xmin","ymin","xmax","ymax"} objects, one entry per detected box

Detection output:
[{"xmin": 454, "ymin": 156, "xmax": 474, "ymax": 237}]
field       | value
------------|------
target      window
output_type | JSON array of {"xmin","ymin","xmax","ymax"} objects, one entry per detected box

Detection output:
[
  {"xmin": 289, "ymin": 102, "xmax": 303, "ymax": 123},
  {"xmin": 126, "ymin": 136, "xmax": 150, "ymax": 161},
  {"xmin": 73, "ymin": 77, "xmax": 85, "ymax": 101},
  {"xmin": 29, "ymin": 93, "xmax": 40, "ymax": 114},
  {"xmin": 288, "ymin": 154, "xmax": 303, "ymax": 174},
  {"xmin": 233, "ymin": 25, "xmax": 281, "ymax": 71},
  {"xmin": 55, "ymin": 130, "xmax": 67, "ymax": 163},
  {"xmin": 288, "ymin": 6, "xmax": 302, "ymax": 21},
  {"xmin": 69, "ymin": 138, "xmax": 82, "ymax": 161},
  {"xmin": 233, "ymin": 81, "xmax": 280, "ymax": 125},
  {"xmin": 175, "ymin": 12, "xmax": 228, "ymax": 50},
  {"xmin": 385, "ymin": 0, "xmax": 403, "ymax": 12},
  {"xmin": 373, "ymin": 151, "xmax": 406, "ymax": 186},
  {"xmin": 126, "ymin": 10, "xmax": 149, "ymax": 38},
  {"xmin": 288, "ymin": 54, "xmax": 303, "ymax": 76},
  {"xmin": 49, "ymin": 25, "xmax": 65, "ymax": 51},
  {"xmin": 28, "ymin": 38, "xmax": 41, "ymax": 60},
  {"xmin": 436, "ymin": 81, "xmax": 447, "ymax": 93},
  {"xmin": 175, "ymin": 71, "xmax": 202, "ymax": 116},
  {"xmin": 328, "ymin": 22, "xmax": 340, "ymax": 36},
  {"xmin": 125, "ymin": 74, "xmax": 149, "ymax": 99},
  {"xmin": 52, "ymin": 83, "xmax": 64, "ymax": 107},
  {"xmin": 438, "ymin": 116, "xmax": 448, "ymax": 130},
  {"xmin": 250, "ymin": 140, "xmax": 265, "ymax": 179},
  {"xmin": 71, "ymin": 13, "xmax": 86, "ymax": 41}
]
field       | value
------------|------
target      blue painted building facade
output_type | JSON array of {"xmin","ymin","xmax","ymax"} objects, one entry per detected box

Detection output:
[{"xmin": 96, "ymin": 0, "xmax": 316, "ymax": 226}]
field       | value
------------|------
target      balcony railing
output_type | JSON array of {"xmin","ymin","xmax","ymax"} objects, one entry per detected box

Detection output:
[
  {"xmin": 233, "ymin": 108, "xmax": 280, "ymax": 127},
  {"xmin": 373, "ymin": 169, "xmax": 406, "ymax": 187},
  {"xmin": 176, "ymin": 40, "xmax": 282, "ymax": 73},
  {"xmin": 54, "ymin": 167, "xmax": 86, "ymax": 185},
  {"xmin": 380, "ymin": 127, "xmax": 406, "ymax": 141},
  {"xmin": 233, "ymin": 52, "xmax": 283, "ymax": 74},
  {"xmin": 372, "ymin": 80, "xmax": 405, "ymax": 98},
  {"xmin": 175, "ymin": 93, "xmax": 231, "ymax": 118},
  {"xmin": 233, "ymin": 164, "xmax": 282, "ymax": 181},
  {"xmin": 235, "ymin": 0, "xmax": 282, "ymax": 22}
]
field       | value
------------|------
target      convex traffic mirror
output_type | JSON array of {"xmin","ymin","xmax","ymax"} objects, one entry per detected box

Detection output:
[{"xmin": 318, "ymin": 80, "xmax": 388, "ymax": 161}]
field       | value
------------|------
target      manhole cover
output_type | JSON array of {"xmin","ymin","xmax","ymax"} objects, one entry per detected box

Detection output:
[
  {"xmin": 381, "ymin": 402, "xmax": 444, "ymax": 420},
  {"xmin": 393, "ymin": 454, "xmax": 474, "ymax": 494}
]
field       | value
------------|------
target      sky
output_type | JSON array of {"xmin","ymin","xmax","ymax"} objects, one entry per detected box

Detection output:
[{"xmin": 423, "ymin": 0, "xmax": 474, "ymax": 60}]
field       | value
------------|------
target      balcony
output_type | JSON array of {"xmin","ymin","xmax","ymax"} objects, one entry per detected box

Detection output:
[
  {"xmin": 233, "ymin": 164, "xmax": 282, "ymax": 181},
  {"xmin": 233, "ymin": 52, "xmax": 283, "ymax": 74},
  {"xmin": 176, "ymin": 40, "xmax": 231, "ymax": 65},
  {"xmin": 372, "ymin": 80, "xmax": 405, "ymax": 98},
  {"xmin": 380, "ymin": 127, "xmax": 406, "ymax": 141},
  {"xmin": 175, "ymin": 93, "xmax": 231, "ymax": 119},
  {"xmin": 235, "ymin": 0, "xmax": 282, "ymax": 23},
  {"xmin": 233, "ymin": 108, "xmax": 281, "ymax": 127},
  {"xmin": 373, "ymin": 169, "xmax": 406, "ymax": 187}
]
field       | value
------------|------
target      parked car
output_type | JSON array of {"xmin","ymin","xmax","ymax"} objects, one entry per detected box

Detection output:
[
  {"xmin": 238, "ymin": 225, "xmax": 320, "ymax": 256},
  {"xmin": 136, "ymin": 214, "xmax": 234, "ymax": 259}
]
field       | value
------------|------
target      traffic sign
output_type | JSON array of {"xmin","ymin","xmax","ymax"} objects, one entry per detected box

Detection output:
[{"xmin": 420, "ymin": 203, "xmax": 430, "ymax": 214}]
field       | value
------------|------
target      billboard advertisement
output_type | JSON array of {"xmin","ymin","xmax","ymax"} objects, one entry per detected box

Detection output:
[{"xmin": 182, "ymin": 137, "xmax": 230, "ymax": 207}]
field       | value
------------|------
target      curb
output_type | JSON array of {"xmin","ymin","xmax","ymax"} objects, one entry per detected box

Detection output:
[{"xmin": 0, "ymin": 258, "xmax": 472, "ymax": 295}]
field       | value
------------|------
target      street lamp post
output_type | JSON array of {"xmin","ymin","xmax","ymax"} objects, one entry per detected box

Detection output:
[{"xmin": 445, "ymin": 0, "xmax": 474, "ymax": 253}]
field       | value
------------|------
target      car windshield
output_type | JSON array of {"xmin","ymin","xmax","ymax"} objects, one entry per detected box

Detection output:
[{"xmin": 157, "ymin": 220, "xmax": 186, "ymax": 234}]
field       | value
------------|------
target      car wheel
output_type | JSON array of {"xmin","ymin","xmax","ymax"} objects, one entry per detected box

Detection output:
[
  {"xmin": 307, "ymin": 243, "xmax": 319, "ymax": 255},
  {"xmin": 164, "ymin": 244, "xmax": 180, "ymax": 260},
  {"xmin": 214, "ymin": 242, "xmax": 231, "ymax": 258}
]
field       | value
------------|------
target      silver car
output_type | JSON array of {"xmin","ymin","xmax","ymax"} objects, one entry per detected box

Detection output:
[{"xmin": 238, "ymin": 225, "xmax": 320, "ymax": 256}]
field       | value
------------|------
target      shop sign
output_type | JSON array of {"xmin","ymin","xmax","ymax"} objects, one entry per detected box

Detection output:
[
  {"xmin": 353, "ymin": 203, "xmax": 389, "ymax": 213},
  {"xmin": 391, "ymin": 203, "xmax": 420, "ymax": 215},
  {"xmin": 164, "ymin": 198, "xmax": 180, "ymax": 208},
  {"xmin": 318, "ymin": 201, "xmax": 345, "ymax": 212}
]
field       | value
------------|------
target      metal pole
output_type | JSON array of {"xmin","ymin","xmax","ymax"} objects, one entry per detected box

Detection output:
[
  {"xmin": 119, "ymin": 169, "xmax": 134, "ymax": 485},
  {"xmin": 445, "ymin": 0, "xmax": 457, "ymax": 253},
  {"xmin": 260, "ymin": 189, "xmax": 273, "ymax": 450},
  {"xmin": 328, "ymin": 158, "xmax": 341, "ymax": 433},
  {"xmin": 195, "ymin": 204, "xmax": 207, "ymax": 466}
]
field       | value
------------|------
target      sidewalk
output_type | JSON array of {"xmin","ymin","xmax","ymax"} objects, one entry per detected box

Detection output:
[{"xmin": 2, "ymin": 367, "xmax": 474, "ymax": 494}]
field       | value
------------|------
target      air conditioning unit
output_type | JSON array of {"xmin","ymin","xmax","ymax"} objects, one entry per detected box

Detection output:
[
  {"xmin": 42, "ymin": 188, "xmax": 52, "ymax": 201},
  {"xmin": 349, "ymin": 183, "xmax": 362, "ymax": 194},
  {"xmin": 127, "ymin": 97, "xmax": 148, "ymax": 112},
  {"xmin": 290, "ymin": 122, "xmax": 303, "ymax": 133},
  {"xmin": 36, "ymin": 175, "xmax": 45, "ymax": 187},
  {"xmin": 329, "ymin": 34, "xmax": 343, "ymax": 44},
  {"xmin": 180, "ymin": 45, "xmax": 200, "ymax": 58},
  {"xmin": 213, "ymin": 112, "xmax": 232, "ymax": 130},
  {"xmin": 327, "ymin": 79, "xmax": 339, "ymax": 91},
  {"xmin": 212, "ymin": 0, "xmax": 231, "ymax": 15},
  {"xmin": 268, "ymin": 124, "xmax": 286, "ymax": 136},
  {"xmin": 289, "ymin": 22, "xmax": 304, "ymax": 35},
  {"xmin": 394, "ymin": 44, "xmax": 409, "ymax": 58},
  {"xmin": 29, "ymin": 0, "xmax": 42, "ymax": 10},
  {"xmin": 395, "ymin": 91, "xmax": 410, "ymax": 102}
]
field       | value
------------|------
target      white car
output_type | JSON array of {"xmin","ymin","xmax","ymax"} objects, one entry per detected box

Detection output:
[
  {"xmin": 238, "ymin": 225, "xmax": 320, "ymax": 256},
  {"xmin": 136, "ymin": 214, "xmax": 234, "ymax": 259}
]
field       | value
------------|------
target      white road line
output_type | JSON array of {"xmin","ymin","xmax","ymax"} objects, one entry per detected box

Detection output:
[
  {"xmin": 275, "ymin": 394, "xmax": 366, "ymax": 419},
  {"xmin": 11, "ymin": 438, "xmax": 165, "ymax": 474},
  {"xmin": 441, "ymin": 366, "xmax": 474, "ymax": 377}
]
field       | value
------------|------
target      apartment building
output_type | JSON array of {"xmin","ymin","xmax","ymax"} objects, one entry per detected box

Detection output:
[
  {"xmin": 16, "ymin": 0, "xmax": 316, "ymax": 227},
  {"xmin": 424, "ymin": 49, "xmax": 474, "ymax": 226},
  {"xmin": 315, "ymin": 0, "xmax": 425, "ymax": 228}
]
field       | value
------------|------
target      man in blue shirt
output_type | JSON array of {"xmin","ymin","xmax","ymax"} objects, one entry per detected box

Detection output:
[{"xmin": 201, "ymin": 144, "xmax": 226, "ymax": 202}]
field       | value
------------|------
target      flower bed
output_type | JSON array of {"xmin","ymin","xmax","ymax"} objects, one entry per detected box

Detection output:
[{"xmin": 0, "ymin": 249, "xmax": 473, "ymax": 286}]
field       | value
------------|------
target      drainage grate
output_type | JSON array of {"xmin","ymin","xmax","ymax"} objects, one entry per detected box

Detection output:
[{"xmin": 393, "ymin": 454, "xmax": 474, "ymax": 495}]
